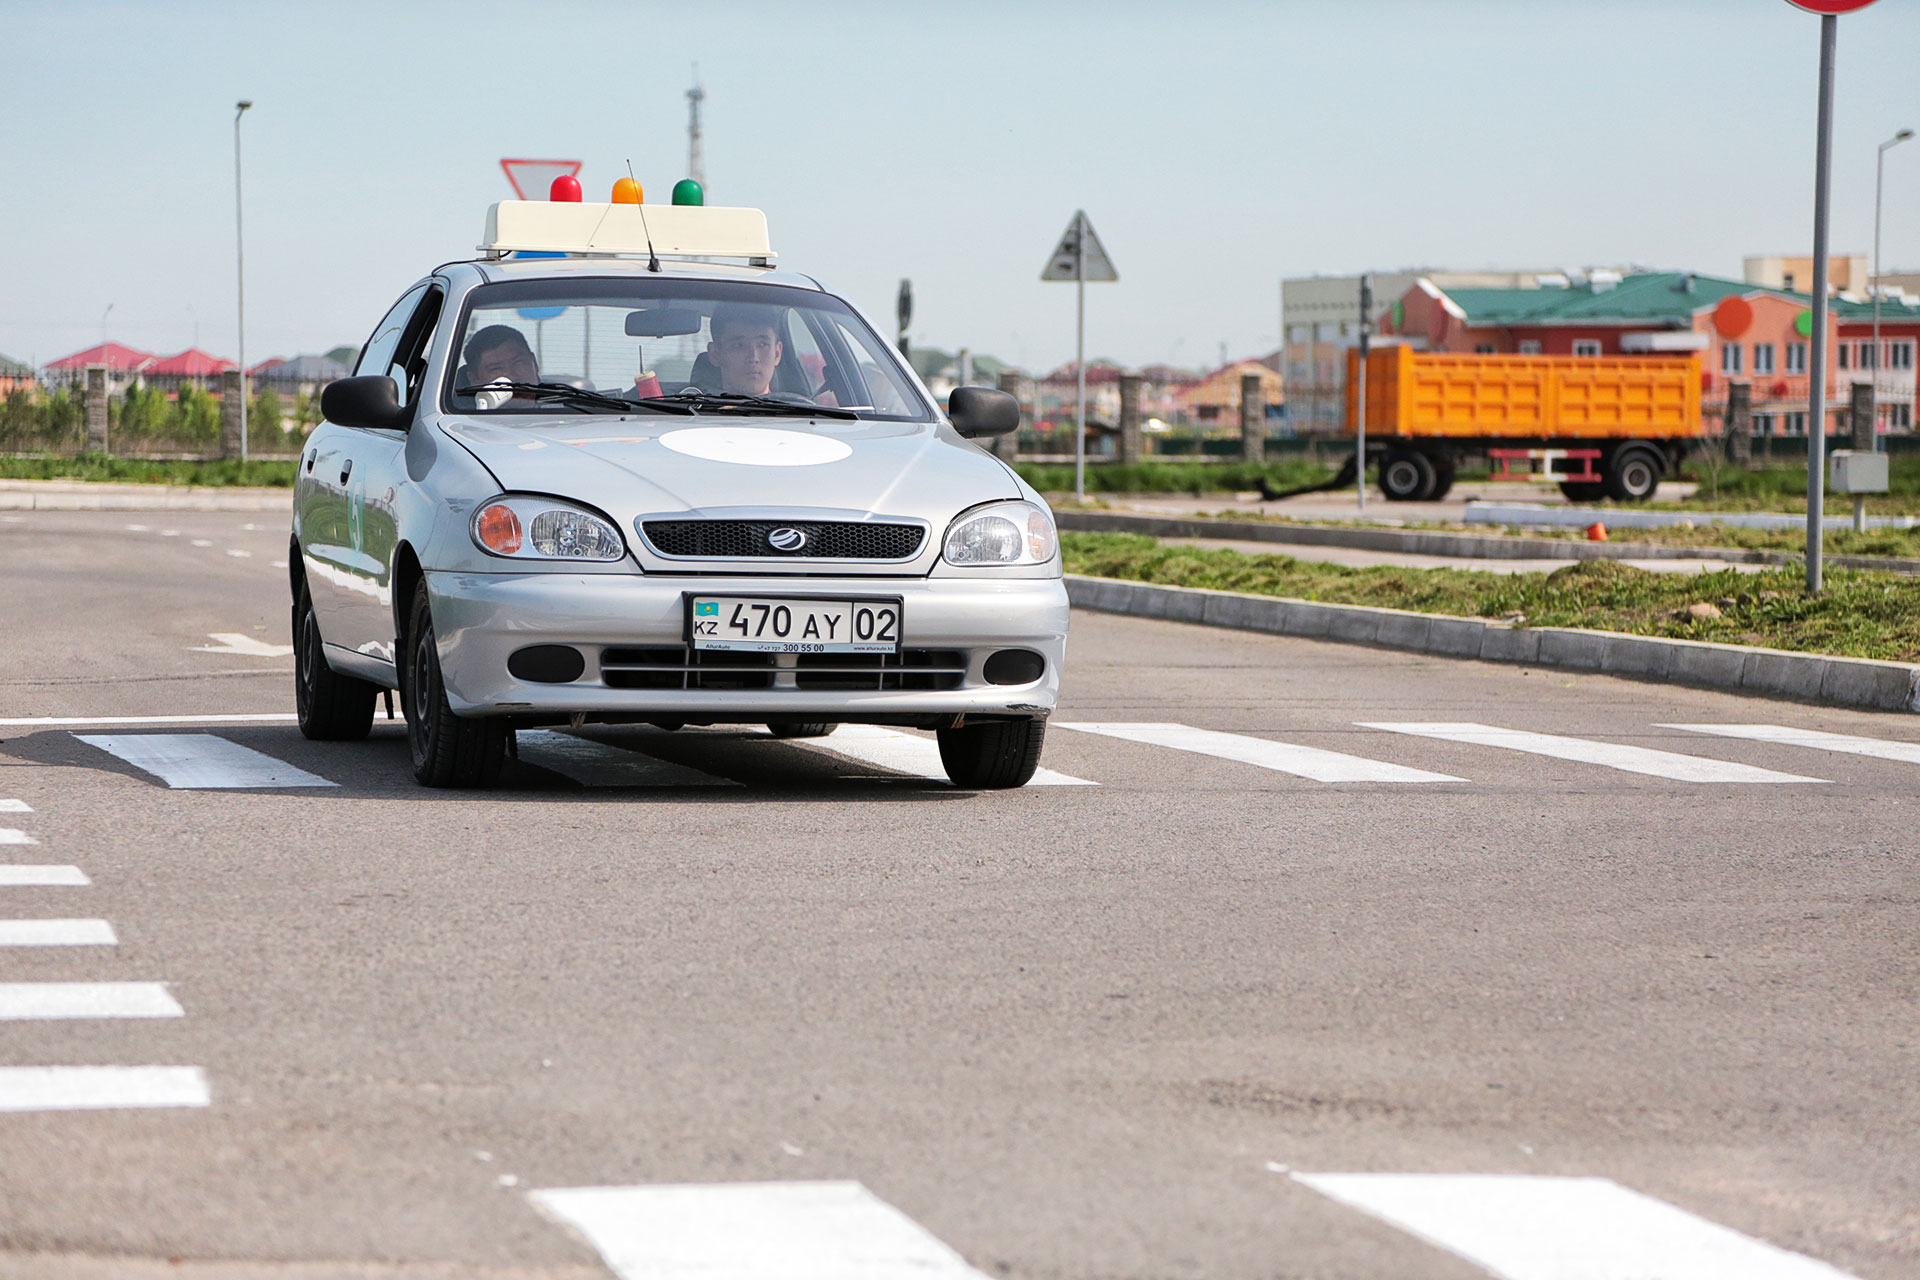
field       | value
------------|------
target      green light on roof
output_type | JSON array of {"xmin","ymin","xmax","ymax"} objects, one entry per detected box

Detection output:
[{"xmin": 672, "ymin": 179, "xmax": 704, "ymax": 207}]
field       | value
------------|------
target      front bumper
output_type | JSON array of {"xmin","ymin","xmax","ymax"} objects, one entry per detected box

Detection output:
[{"xmin": 425, "ymin": 570, "xmax": 1069, "ymax": 721}]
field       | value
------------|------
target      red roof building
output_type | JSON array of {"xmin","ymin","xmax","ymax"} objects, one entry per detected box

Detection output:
[
  {"xmin": 44, "ymin": 342, "xmax": 156, "ymax": 373},
  {"xmin": 146, "ymin": 348, "xmax": 237, "ymax": 378}
]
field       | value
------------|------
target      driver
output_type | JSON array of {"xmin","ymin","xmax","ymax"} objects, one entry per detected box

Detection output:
[
  {"xmin": 706, "ymin": 306, "xmax": 783, "ymax": 396},
  {"xmin": 463, "ymin": 325, "xmax": 539, "ymax": 388}
]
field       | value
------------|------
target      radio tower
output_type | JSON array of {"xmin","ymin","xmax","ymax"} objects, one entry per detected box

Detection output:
[{"xmin": 686, "ymin": 67, "xmax": 706, "ymax": 190}]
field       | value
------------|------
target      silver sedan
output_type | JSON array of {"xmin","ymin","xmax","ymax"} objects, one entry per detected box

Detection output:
[{"xmin": 294, "ymin": 249, "xmax": 1067, "ymax": 789}]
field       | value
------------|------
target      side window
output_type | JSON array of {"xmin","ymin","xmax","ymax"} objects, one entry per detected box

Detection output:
[
  {"xmin": 353, "ymin": 284, "xmax": 433, "ymax": 400},
  {"xmin": 386, "ymin": 288, "xmax": 445, "ymax": 406}
]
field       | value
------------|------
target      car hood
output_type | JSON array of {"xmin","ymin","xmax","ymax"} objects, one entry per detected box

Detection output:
[{"xmin": 437, "ymin": 414, "xmax": 1020, "ymax": 527}]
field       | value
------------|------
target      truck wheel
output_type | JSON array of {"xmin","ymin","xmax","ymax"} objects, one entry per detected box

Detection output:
[
  {"xmin": 293, "ymin": 586, "xmax": 378, "ymax": 741},
  {"xmin": 1603, "ymin": 447, "xmax": 1664, "ymax": 503},
  {"xmin": 1379, "ymin": 450, "xmax": 1437, "ymax": 501},
  {"xmin": 938, "ymin": 719, "xmax": 1045, "ymax": 789},
  {"xmin": 1559, "ymin": 481, "xmax": 1607, "ymax": 502},
  {"xmin": 406, "ymin": 582, "xmax": 509, "ymax": 788},
  {"xmin": 1428, "ymin": 461, "xmax": 1457, "ymax": 502}
]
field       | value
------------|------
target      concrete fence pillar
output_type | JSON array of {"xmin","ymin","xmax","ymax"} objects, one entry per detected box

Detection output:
[
  {"xmin": 1118, "ymin": 373, "xmax": 1144, "ymax": 464},
  {"xmin": 1239, "ymin": 372, "xmax": 1265, "ymax": 464},
  {"xmin": 83, "ymin": 365, "xmax": 109, "ymax": 453},
  {"xmin": 219, "ymin": 368, "xmax": 244, "ymax": 459},
  {"xmin": 1849, "ymin": 380, "xmax": 1876, "ymax": 452},
  {"xmin": 993, "ymin": 369, "xmax": 1026, "ymax": 462},
  {"xmin": 1724, "ymin": 382, "xmax": 1752, "ymax": 467}
]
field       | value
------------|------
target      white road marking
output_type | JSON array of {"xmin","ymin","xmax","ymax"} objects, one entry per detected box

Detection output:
[
  {"xmin": 0, "ymin": 799, "xmax": 32, "ymax": 813},
  {"xmin": 160, "ymin": 529, "xmax": 180, "ymax": 537},
  {"xmin": 0, "ymin": 866, "xmax": 89, "ymax": 887},
  {"xmin": 1661, "ymin": 723, "xmax": 1920, "ymax": 767},
  {"xmin": 75, "ymin": 733, "xmax": 336, "ymax": 789},
  {"xmin": 1055, "ymin": 722, "xmax": 1462, "ymax": 783},
  {"xmin": 806, "ymin": 724, "xmax": 1096, "ymax": 786},
  {"xmin": 1357, "ymin": 722, "xmax": 1826, "ymax": 783},
  {"xmin": 516, "ymin": 730, "xmax": 739, "ymax": 788},
  {"xmin": 1292, "ymin": 1173, "xmax": 1858, "ymax": 1279},
  {"xmin": 271, "ymin": 559, "xmax": 289, "ymax": 569},
  {"xmin": 0, "ymin": 982, "xmax": 185, "ymax": 1020},
  {"xmin": 0, "ymin": 919, "xmax": 117, "ymax": 946},
  {"xmin": 0, "ymin": 829, "xmax": 38, "ymax": 846},
  {"xmin": 529, "ymin": 1180, "xmax": 990, "ymax": 1279},
  {"xmin": 0, "ymin": 1065, "xmax": 209, "ymax": 1112},
  {"xmin": 226, "ymin": 548, "xmax": 252, "ymax": 558},
  {"xmin": 187, "ymin": 632, "xmax": 295, "ymax": 658},
  {"xmin": 190, "ymin": 539, "xmax": 213, "ymax": 547},
  {"xmin": 0, "ymin": 713, "xmax": 298, "ymax": 727},
  {"xmin": 124, "ymin": 523, "xmax": 149, "ymax": 532}
]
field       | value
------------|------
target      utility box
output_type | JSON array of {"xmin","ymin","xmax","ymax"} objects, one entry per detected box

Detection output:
[{"xmin": 1830, "ymin": 450, "xmax": 1889, "ymax": 494}]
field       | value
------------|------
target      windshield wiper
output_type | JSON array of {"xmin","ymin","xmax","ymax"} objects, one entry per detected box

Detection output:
[
  {"xmin": 455, "ymin": 381, "xmax": 693, "ymax": 415},
  {"xmin": 642, "ymin": 390, "xmax": 859, "ymax": 420}
]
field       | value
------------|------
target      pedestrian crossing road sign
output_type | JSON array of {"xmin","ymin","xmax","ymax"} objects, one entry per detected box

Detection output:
[{"xmin": 1040, "ymin": 211, "xmax": 1117, "ymax": 282}]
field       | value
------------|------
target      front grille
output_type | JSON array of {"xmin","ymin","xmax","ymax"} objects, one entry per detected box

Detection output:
[
  {"xmin": 600, "ymin": 646, "xmax": 967, "ymax": 692},
  {"xmin": 641, "ymin": 519, "xmax": 926, "ymax": 560}
]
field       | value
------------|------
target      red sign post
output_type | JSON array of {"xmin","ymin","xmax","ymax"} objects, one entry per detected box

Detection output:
[{"xmin": 1784, "ymin": 0, "xmax": 1879, "ymax": 589}]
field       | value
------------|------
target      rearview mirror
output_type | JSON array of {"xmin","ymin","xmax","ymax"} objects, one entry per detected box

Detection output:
[
  {"xmin": 625, "ymin": 308, "xmax": 704, "ymax": 338},
  {"xmin": 320, "ymin": 375, "xmax": 409, "ymax": 431},
  {"xmin": 948, "ymin": 386, "xmax": 1019, "ymax": 438}
]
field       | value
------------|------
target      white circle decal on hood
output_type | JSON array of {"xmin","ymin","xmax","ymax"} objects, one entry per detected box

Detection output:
[{"xmin": 657, "ymin": 427, "xmax": 853, "ymax": 467}]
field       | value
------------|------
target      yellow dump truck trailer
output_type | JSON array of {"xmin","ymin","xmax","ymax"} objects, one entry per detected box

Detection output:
[{"xmin": 1344, "ymin": 346, "xmax": 1704, "ymax": 501}]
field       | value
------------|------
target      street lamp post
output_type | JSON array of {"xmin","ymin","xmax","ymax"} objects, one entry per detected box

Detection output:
[
  {"xmin": 1872, "ymin": 127, "xmax": 1914, "ymax": 448},
  {"xmin": 234, "ymin": 99, "xmax": 252, "ymax": 463}
]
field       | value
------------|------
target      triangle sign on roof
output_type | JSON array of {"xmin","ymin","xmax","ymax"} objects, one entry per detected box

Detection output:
[
  {"xmin": 500, "ymin": 158, "xmax": 583, "ymax": 201},
  {"xmin": 1040, "ymin": 211, "xmax": 1118, "ymax": 283}
]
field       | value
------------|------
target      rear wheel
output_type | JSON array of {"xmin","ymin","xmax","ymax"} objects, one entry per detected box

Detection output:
[
  {"xmin": 1559, "ymin": 480, "xmax": 1607, "ymax": 502},
  {"xmin": 405, "ymin": 583, "xmax": 509, "ymax": 788},
  {"xmin": 1427, "ymin": 460, "xmax": 1457, "ymax": 502},
  {"xmin": 767, "ymin": 722, "xmax": 838, "ymax": 739},
  {"xmin": 937, "ymin": 719, "xmax": 1046, "ymax": 789},
  {"xmin": 1379, "ymin": 449, "xmax": 1437, "ymax": 501},
  {"xmin": 1603, "ymin": 446, "xmax": 1664, "ymax": 503},
  {"xmin": 293, "ymin": 586, "xmax": 377, "ymax": 741}
]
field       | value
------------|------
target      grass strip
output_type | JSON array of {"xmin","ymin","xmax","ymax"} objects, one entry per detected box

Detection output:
[
  {"xmin": 0, "ymin": 455, "xmax": 299, "ymax": 487},
  {"xmin": 1062, "ymin": 530, "xmax": 1920, "ymax": 662}
]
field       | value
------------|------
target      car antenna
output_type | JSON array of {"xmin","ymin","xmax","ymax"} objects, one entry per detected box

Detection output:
[{"xmin": 629, "ymin": 160, "xmax": 661, "ymax": 273}]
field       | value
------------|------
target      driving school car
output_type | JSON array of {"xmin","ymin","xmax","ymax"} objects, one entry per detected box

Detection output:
[{"xmin": 294, "ymin": 194, "xmax": 1068, "ymax": 789}]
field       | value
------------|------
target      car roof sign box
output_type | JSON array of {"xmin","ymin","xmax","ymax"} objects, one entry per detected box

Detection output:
[{"xmin": 478, "ymin": 202, "xmax": 776, "ymax": 264}]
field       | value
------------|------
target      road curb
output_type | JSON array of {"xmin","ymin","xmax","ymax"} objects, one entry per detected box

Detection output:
[
  {"xmin": 0, "ymin": 482, "xmax": 291, "ymax": 512},
  {"xmin": 1058, "ymin": 509, "xmax": 1920, "ymax": 575},
  {"xmin": 1065, "ymin": 574, "xmax": 1920, "ymax": 715}
]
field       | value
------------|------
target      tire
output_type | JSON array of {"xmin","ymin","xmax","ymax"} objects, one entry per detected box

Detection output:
[
  {"xmin": 1603, "ymin": 446, "xmax": 1664, "ymax": 503},
  {"xmin": 1427, "ymin": 462, "xmax": 1457, "ymax": 502},
  {"xmin": 1559, "ymin": 481, "xmax": 1607, "ymax": 502},
  {"xmin": 767, "ymin": 722, "xmax": 838, "ymax": 739},
  {"xmin": 293, "ymin": 586, "xmax": 377, "ymax": 741},
  {"xmin": 405, "ymin": 582, "xmax": 509, "ymax": 788},
  {"xmin": 937, "ymin": 719, "xmax": 1046, "ymax": 789},
  {"xmin": 1379, "ymin": 450, "xmax": 1437, "ymax": 501}
]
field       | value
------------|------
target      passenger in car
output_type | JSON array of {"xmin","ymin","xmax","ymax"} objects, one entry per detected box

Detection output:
[
  {"xmin": 462, "ymin": 324, "xmax": 540, "ymax": 392},
  {"xmin": 705, "ymin": 306, "xmax": 784, "ymax": 396}
]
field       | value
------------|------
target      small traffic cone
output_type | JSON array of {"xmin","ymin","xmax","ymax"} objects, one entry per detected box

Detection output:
[{"xmin": 1585, "ymin": 521, "xmax": 1608, "ymax": 542}]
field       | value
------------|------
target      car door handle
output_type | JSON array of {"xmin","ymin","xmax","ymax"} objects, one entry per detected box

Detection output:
[
  {"xmin": 304, "ymin": 450, "xmax": 316, "ymax": 473},
  {"xmin": 339, "ymin": 458, "xmax": 353, "ymax": 485}
]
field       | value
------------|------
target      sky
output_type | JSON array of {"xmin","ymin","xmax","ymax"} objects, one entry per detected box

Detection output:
[{"xmin": 3, "ymin": 0, "xmax": 1919, "ymax": 375}]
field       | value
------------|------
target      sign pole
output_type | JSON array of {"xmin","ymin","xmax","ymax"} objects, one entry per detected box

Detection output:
[
  {"xmin": 1805, "ymin": 12, "xmax": 1837, "ymax": 592},
  {"xmin": 1075, "ymin": 218, "xmax": 1087, "ymax": 503},
  {"xmin": 1356, "ymin": 274, "xmax": 1371, "ymax": 512}
]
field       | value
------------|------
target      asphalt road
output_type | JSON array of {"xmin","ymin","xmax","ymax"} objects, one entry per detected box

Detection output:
[{"xmin": 1, "ymin": 510, "xmax": 1916, "ymax": 1279}]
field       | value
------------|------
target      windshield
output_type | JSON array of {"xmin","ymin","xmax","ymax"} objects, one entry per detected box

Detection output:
[{"xmin": 444, "ymin": 277, "xmax": 933, "ymax": 420}]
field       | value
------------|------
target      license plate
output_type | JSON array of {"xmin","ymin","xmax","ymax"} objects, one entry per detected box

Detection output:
[{"xmin": 686, "ymin": 595, "xmax": 902, "ymax": 654}]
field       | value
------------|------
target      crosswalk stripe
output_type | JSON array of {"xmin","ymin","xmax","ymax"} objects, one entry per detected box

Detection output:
[
  {"xmin": 515, "ymin": 730, "xmax": 739, "ymax": 788},
  {"xmin": 0, "ymin": 829, "xmax": 39, "ymax": 846},
  {"xmin": 0, "ymin": 1065, "xmax": 209, "ymax": 1112},
  {"xmin": 0, "ymin": 799, "xmax": 31, "ymax": 813},
  {"xmin": 0, "ymin": 866, "xmax": 89, "ymax": 887},
  {"xmin": 74, "ymin": 733, "xmax": 337, "ymax": 789},
  {"xmin": 806, "ymin": 725, "xmax": 1097, "ymax": 786},
  {"xmin": 529, "ymin": 1181, "xmax": 989, "ymax": 1279},
  {"xmin": 1357, "ymin": 723, "xmax": 1826, "ymax": 783},
  {"xmin": 1054, "ymin": 722, "xmax": 1463, "ymax": 783},
  {"xmin": 0, "ymin": 982, "xmax": 185, "ymax": 1020},
  {"xmin": 1661, "ymin": 723, "xmax": 1920, "ymax": 766},
  {"xmin": 0, "ymin": 919, "xmax": 117, "ymax": 947},
  {"xmin": 1292, "ymin": 1173, "xmax": 1857, "ymax": 1279}
]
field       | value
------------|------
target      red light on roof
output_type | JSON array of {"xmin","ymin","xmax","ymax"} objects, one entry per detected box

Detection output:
[{"xmin": 549, "ymin": 174, "xmax": 582, "ymax": 202}]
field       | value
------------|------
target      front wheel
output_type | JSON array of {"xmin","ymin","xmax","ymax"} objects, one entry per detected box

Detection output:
[
  {"xmin": 1379, "ymin": 450, "xmax": 1437, "ymax": 501},
  {"xmin": 1604, "ymin": 447, "xmax": 1664, "ymax": 503},
  {"xmin": 767, "ymin": 722, "xmax": 838, "ymax": 739},
  {"xmin": 405, "ymin": 583, "xmax": 509, "ymax": 788},
  {"xmin": 937, "ymin": 719, "xmax": 1046, "ymax": 789},
  {"xmin": 294, "ymin": 586, "xmax": 377, "ymax": 741}
]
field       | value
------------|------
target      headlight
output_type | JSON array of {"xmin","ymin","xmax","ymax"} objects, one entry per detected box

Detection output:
[
  {"xmin": 471, "ymin": 495, "xmax": 626, "ymax": 561},
  {"xmin": 941, "ymin": 499, "xmax": 1056, "ymax": 566}
]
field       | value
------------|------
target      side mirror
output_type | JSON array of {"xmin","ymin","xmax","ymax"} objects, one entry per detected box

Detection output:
[
  {"xmin": 320, "ymin": 376, "xmax": 409, "ymax": 431},
  {"xmin": 948, "ymin": 386, "xmax": 1019, "ymax": 439}
]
